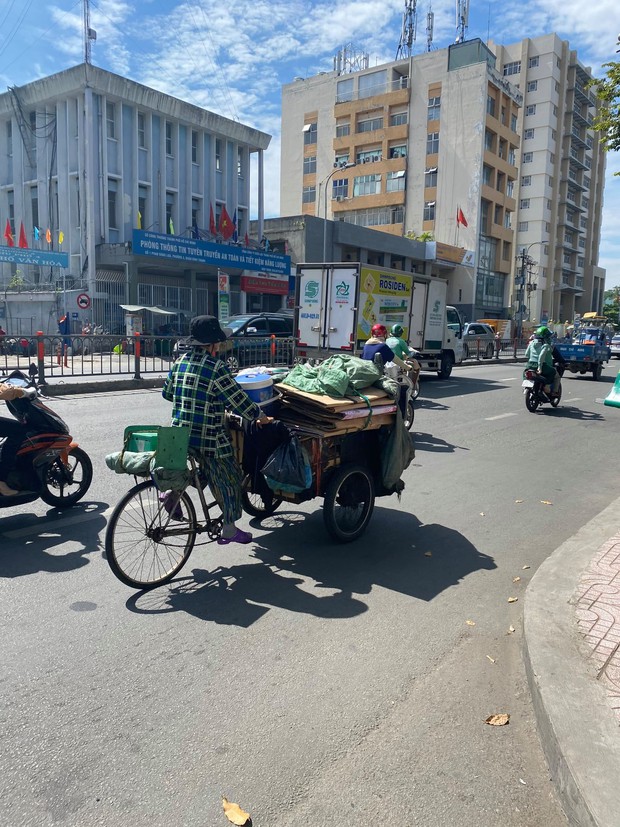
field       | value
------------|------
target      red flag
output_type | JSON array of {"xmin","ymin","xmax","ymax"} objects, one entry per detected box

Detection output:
[
  {"xmin": 218, "ymin": 206, "xmax": 234, "ymax": 240},
  {"xmin": 456, "ymin": 207, "xmax": 468, "ymax": 227},
  {"xmin": 18, "ymin": 221, "xmax": 28, "ymax": 249},
  {"xmin": 244, "ymin": 231, "xmax": 250, "ymax": 247},
  {"xmin": 4, "ymin": 219, "xmax": 14, "ymax": 246},
  {"xmin": 209, "ymin": 204, "xmax": 217, "ymax": 236}
]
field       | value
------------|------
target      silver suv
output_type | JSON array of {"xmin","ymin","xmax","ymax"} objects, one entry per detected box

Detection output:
[{"xmin": 462, "ymin": 322, "xmax": 496, "ymax": 359}]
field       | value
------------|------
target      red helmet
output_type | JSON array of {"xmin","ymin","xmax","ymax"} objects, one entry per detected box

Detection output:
[{"xmin": 371, "ymin": 324, "xmax": 388, "ymax": 338}]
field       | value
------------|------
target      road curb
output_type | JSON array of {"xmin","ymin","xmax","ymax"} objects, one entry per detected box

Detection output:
[
  {"xmin": 41, "ymin": 377, "xmax": 166, "ymax": 396},
  {"xmin": 523, "ymin": 497, "xmax": 620, "ymax": 827}
]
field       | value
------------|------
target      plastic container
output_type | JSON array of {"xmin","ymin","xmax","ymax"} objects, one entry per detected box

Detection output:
[
  {"xmin": 235, "ymin": 373, "xmax": 274, "ymax": 403},
  {"xmin": 126, "ymin": 430, "xmax": 159, "ymax": 452}
]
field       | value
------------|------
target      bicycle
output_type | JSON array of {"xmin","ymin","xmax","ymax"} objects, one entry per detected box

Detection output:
[{"xmin": 105, "ymin": 427, "xmax": 224, "ymax": 590}]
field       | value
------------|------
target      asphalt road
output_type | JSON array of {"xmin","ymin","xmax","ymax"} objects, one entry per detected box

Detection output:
[{"xmin": 1, "ymin": 362, "xmax": 619, "ymax": 827}]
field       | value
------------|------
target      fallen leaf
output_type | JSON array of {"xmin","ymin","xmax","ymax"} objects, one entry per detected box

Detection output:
[
  {"xmin": 480, "ymin": 512, "xmax": 485, "ymax": 516},
  {"xmin": 486, "ymin": 655, "xmax": 496, "ymax": 663},
  {"xmin": 513, "ymin": 576, "xmax": 521, "ymax": 583},
  {"xmin": 515, "ymin": 499, "xmax": 524, "ymax": 504},
  {"xmin": 540, "ymin": 500, "xmax": 553, "ymax": 506},
  {"xmin": 522, "ymin": 565, "xmax": 530, "ymax": 570},
  {"xmin": 465, "ymin": 619, "xmax": 476, "ymax": 626},
  {"xmin": 485, "ymin": 713, "xmax": 510, "ymax": 726},
  {"xmin": 424, "ymin": 551, "xmax": 432, "ymax": 557},
  {"xmin": 508, "ymin": 597, "xmax": 518, "ymax": 603},
  {"xmin": 222, "ymin": 798, "xmax": 251, "ymax": 826},
  {"xmin": 519, "ymin": 778, "xmax": 527, "ymax": 785},
  {"xmin": 508, "ymin": 625, "xmax": 516, "ymax": 634}
]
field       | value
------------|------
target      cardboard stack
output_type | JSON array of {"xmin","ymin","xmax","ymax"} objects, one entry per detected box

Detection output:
[{"xmin": 277, "ymin": 383, "xmax": 397, "ymax": 436}]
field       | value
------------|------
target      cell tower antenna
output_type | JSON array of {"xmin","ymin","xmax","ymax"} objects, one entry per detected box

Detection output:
[
  {"xmin": 83, "ymin": 0, "xmax": 97, "ymax": 64},
  {"xmin": 455, "ymin": 0, "xmax": 469, "ymax": 43},
  {"xmin": 396, "ymin": 0, "xmax": 417, "ymax": 60},
  {"xmin": 426, "ymin": 6, "xmax": 434, "ymax": 52},
  {"xmin": 333, "ymin": 42, "xmax": 369, "ymax": 75}
]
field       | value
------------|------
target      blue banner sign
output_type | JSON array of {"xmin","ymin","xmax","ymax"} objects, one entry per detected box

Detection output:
[
  {"xmin": 132, "ymin": 230, "xmax": 290, "ymax": 276},
  {"xmin": 0, "ymin": 247, "xmax": 69, "ymax": 267}
]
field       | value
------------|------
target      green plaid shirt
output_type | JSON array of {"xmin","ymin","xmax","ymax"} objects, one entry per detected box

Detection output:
[{"xmin": 162, "ymin": 349, "xmax": 260, "ymax": 458}]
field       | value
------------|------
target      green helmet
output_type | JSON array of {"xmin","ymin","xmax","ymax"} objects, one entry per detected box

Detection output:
[
  {"xmin": 391, "ymin": 324, "xmax": 404, "ymax": 337},
  {"xmin": 536, "ymin": 325, "xmax": 552, "ymax": 341}
]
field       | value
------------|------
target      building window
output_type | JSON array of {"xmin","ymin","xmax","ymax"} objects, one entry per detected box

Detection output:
[
  {"xmin": 508, "ymin": 147, "xmax": 516, "ymax": 165},
  {"xmin": 548, "ymin": 175, "xmax": 554, "ymax": 187},
  {"xmin": 582, "ymin": 196, "xmax": 589, "ymax": 209},
  {"xmin": 31, "ymin": 185, "xmax": 38, "ymax": 229},
  {"xmin": 427, "ymin": 96, "xmax": 441, "ymax": 120},
  {"xmin": 389, "ymin": 144, "xmax": 407, "ymax": 159},
  {"xmin": 390, "ymin": 110, "xmax": 408, "ymax": 126},
  {"xmin": 523, "ymin": 152, "xmax": 533, "ymax": 163},
  {"xmin": 504, "ymin": 210, "xmax": 512, "ymax": 229},
  {"xmin": 359, "ymin": 69, "xmax": 387, "ymax": 99},
  {"xmin": 496, "ymin": 171, "xmax": 505, "ymax": 193},
  {"xmin": 502, "ymin": 241, "xmax": 511, "ymax": 260},
  {"xmin": 553, "ymin": 104, "xmax": 558, "ymax": 117},
  {"xmin": 550, "ymin": 152, "xmax": 555, "ymax": 163},
  {"xmin": 106, "ymin": 102, "xmax": 116, "ymax": 139},
  {"xmin": 583, "ymin": 175, "xmax": 591, "ymax": 189},
  {"xmin": 335, "ymin": 152, "xmax": 350, "ymax": 165},
  {"xmin": 494, "ymin": 204, "xmax": 502, "ymax": 224},
  {"xmin": 426, "ymin": 132, "xmax": 439, "ymax": 154},
  {"xmin": 510, "ymin": 113, "xmax": 518, "ymax": 131},
  {"xmin": 503, "ymin": 61, "xmax": 521, "ymax": 76},
  {"xmin": 138, "ymin": 186, "xmax": 147, "ymax": 229},
  {"xmin": 425, "ymin": 167, "xmax": 438, "ymax": 187},
  {"xmin": 303, "ymin": 122, "xmax": 318, "ymax": 145},
  {"xmin": 555, "ymin": 81, "xmax": 560, "ymax": 93},
  {"xmin": 137, "ymin": 112, "xmax": 146, "ymax": 148},
  {"xmin": 166, "ymin": 192, "xmax": 175, "ymax": 233},
  {"xmin": 215, "ymin": 138, "xmax": 222, "ymax": 172},
  {"xmin": 332, "ymin": 179, "xmax": 349, "ymax": 199},
  {"xmin": 386, "ymin": 170, "xmax": 406, "ymax": 192},
  {"xmin": 484, "ymin": 129, "xmax": 495, "ymax": 152},
  {"xmin": 6, "ymin": 120, "xmax": 12, "ymax": 156},
  {"xmin": 579, "ymin": 237, "xmax": 586, "ymax": 249},
  {"xmin": 191, "ymin": 131, "xmax": 198, "ymax": 164},
  {"xmin": 353, "ymin": 174, "xmax": 381, "ymax": 196},
  {"xmin": 527, "ymin": 80, "xmax": 538, "ymax": 92},
  {"xmin": 336, "ymin": 78, "xmax": 354, "ymax": 103},
  {"xmin": 357, "ymin": 115, "xmax": 383, "ymax": 133},
  {"xmin": 529, "ymin": 56, "xmax": 539, "ymax": 68},
  {"xmin": 357, "ymin": 148, "xmax": 382, "ymax": 164},
  {"xmin": 237, "ymin": 147, "xmax": 244, "ymax": 178},
  {"xmin": 486, "ymin": 94, "xmax": 496, "ymax": 116},
  {"xmin": 423, "ymin": 201, "xmax": 435, "ymax": 221},
  {"xmin": 518, "ymin": 221, "xmax": 528, "ymax": 232},
  {"xmin": 192, "ymin": 198, "xmax": 200, "ymax": 227},
  {"xmin": 563, "ymin": 252, "xmax": 572, "ymax": 265},
  {"xmin": 482, "ymin": 165, "xmax": 493, "ymax": 186},
  {"xmin": 524, "ymin": 128, "xmax": 535, "ymax": 139},
  {"xmin": 521, "ymin": 175, "xmax": 531, "ymax": 187},
  {"xmin": 520, "ymin": 198, "xmax": 530, "ymax": 209},
  {"xmin": 507, "ymin": 179, "xmax": 514, "ymax": 197},
  {"xmin": 107, "ymin": 179, "xmax": 118, "ymax": 228},
  {"xmin": 564, "ymin": 231, "xmax": 573, "ymax": 244},
  {"xmin": 578, "ymin": 256, "xmax": 585, "ymax": 268},
  {"xmin": 551, "ymin": 129, "xmax": 557, "ymax": 141},
  {"xmin": 165, "ymin": 121, "xmax": 173, "ymax": 156},
  {"xmin": 335, "ymin": 122, "xmax": 350, "ymax": 138},
  {"xmin": 303, "ymin": 155, "xmax": 317, "ymax": 175},
  {"xmin": 526, "ymin": 104, "xmax": 536, "ymax": 116},
  {"xmin": 302, "ymin": 186, "xmax": 316, "ymax": 204}
]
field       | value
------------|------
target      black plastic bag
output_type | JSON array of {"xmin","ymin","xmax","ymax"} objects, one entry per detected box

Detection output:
[{"xmin": 261, "ymin": 436, "xmax": 312, "ymax": 493}]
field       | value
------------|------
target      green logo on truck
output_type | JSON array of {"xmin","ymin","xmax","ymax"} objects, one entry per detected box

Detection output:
[{"xmin": 304, "ymin": 280, "xmax": 319, "ymax": 300}]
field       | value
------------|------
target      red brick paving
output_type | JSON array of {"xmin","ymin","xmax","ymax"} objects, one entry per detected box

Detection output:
[{"xmin": 575, "ymin": 536, "xmax": 620, "ymax": 720}]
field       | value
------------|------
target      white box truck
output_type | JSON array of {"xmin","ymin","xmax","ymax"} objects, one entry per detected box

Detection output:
[{"xmin": 295, "ymin": 263, "xmax": 463, "ymax": 378}]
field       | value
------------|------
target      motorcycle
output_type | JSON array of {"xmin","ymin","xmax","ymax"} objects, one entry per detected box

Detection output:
[
  {"xmin": 0, "ymin": 369, "xmax": 93, "ymax": 508},
  {"xmin": 522, "ymin": 362, "xmax": 564, "ymax": 413}
]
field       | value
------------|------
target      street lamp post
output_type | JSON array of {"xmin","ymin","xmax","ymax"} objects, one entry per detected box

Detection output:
[{"xmin": 322, "ymin": 162, "xmax": 356, "ymax": 263}]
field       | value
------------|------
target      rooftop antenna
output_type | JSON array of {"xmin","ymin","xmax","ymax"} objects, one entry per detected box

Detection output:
[
  {"xmin": 396, "ymin": 0, "xmax": 417, "ymax": 60},
  {"xmin": 455, "ymin": 0, "xmax": 469, "ymax": 43},
  {"xmin": 83, "ymin": 0, "xmax": 97, "ymax": 64},
  {"xmin": 426, "ymin": 5, "xmax": 434, "ymax": 52},
  {"xmin": 333, "ymin": 42, "xmax": 369, "ymax": 75}
]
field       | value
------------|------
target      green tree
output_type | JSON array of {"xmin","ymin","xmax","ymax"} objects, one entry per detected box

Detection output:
[{"xmin": 589, "ymin": 39, "xmax": 620, "ymax": 173}]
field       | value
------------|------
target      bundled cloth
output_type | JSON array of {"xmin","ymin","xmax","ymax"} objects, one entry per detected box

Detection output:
[
  {"xmin": 282, "ymin": 354, "xmax": 397, "ymax": 399},
  {"xmin": 105, "ymin": 450, "xmax": 190, "ymax": 491}
]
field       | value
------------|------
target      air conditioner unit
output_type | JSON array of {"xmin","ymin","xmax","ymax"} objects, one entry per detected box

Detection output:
[{"xmin": 373, "ymin": 156, "xmax": 379, "ymax": 162}]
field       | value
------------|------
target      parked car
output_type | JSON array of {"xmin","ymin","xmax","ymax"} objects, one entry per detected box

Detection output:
[
  {"xmin": 173, "ymin": 313, "xmax": 295, "ymax": 371},
  {"xmin": 461, "ymin": 322, "xmax": 496, "ymax": 359},
  {"xmin": 610, "ymin": 334, "xmax": 620, "ymax": 359}
]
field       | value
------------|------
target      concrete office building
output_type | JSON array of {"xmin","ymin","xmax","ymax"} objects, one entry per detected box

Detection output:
[
  {"xmin": 281, "ymin": 34, "xmax": 606, "ymax": 326},
  {"xmin": 0, "ymin": 63, "xmax": 280, "ymax": 334}
]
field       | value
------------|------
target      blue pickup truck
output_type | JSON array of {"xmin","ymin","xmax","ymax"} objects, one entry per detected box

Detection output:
[{"xmin": 555, "ymin": 317, "xmax": 611, "ymax": 381}]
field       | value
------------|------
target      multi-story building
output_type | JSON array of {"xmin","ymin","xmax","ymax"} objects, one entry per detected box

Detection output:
[
  {"xmin": 490, "ymin": 33, "xmax": 606, "ymax": 325},
  {"xmin": 281, "ymin": 35, "xmax": 606, "ymax": 326},
  {"xmin": 0, "ymin": 63, "xmax": 282, "ymax": 333}
]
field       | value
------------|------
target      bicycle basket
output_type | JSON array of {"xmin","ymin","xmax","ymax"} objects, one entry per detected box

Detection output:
[{"xmin": 123, "ymin": 425, "xmax": 190, "ymax": 471}]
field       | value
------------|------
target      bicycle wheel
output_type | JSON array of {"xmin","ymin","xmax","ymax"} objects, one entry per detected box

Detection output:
[
  {"xmin": 241, "ymin": 474, "xmax": 282, "ymax": 517},
  {"xmin": 105, "ymin": 480, "xmax": 197, "ymax": 590}
]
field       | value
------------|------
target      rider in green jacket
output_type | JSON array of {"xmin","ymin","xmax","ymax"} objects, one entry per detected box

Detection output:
[{"xmin": 525, "ymin": 325, "xmax": 559, "ymax": 394}]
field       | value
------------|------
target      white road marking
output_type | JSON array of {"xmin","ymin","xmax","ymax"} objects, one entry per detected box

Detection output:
[
  {"xmin": 485, "ymin": 412, "xmax": 518, "ymax": 421},
  {"xmin": 1, "ymin": 507, "xmax": 114, "ymax": 539},
  {"xmin": 501, "ymin": 377, "xmax": 517, "ymax": 381},
  {"xmin": 435, "ymin": 384, "xmax": 452, "ymax": 388}
]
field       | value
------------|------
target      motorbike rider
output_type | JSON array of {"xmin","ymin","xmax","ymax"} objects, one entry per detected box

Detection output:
[
  {"xmin": 386, "ymin": 324, "xmax": 421, "ymax": 388},
  {"xmin": 362, "ymin": 324, "xmax": 415, "ymax": 416},
  {"xmin": 0, "ymin": 381, "xmax": 37, "ymax": 496},
  {"xmin": 524, "ymin": 325, "xmax": 562, "ymax": 396}
]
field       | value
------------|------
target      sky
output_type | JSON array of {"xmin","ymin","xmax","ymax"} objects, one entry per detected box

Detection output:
[{"xmin": 0, "ymin": 0, "xmax": 619, "ymax": 288}]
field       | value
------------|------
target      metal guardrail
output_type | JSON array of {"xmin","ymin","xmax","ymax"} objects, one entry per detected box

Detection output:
[
  {"xmin": 460, "ymin": 337, "xmax": 529, "ymax": 361},
  {"xmin": 0, "ymin": 332, "xmax": 297, "ymax": 383}
]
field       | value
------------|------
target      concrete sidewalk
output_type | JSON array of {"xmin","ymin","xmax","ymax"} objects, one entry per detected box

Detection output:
[{"xmin": 524, "ymin": 496, "xmax": 620, "ymax": 827}]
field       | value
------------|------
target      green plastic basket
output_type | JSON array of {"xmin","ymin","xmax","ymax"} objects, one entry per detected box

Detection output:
[{"xmin": 123, "ymin": 425, "xmax": 190, "ymax": 471}]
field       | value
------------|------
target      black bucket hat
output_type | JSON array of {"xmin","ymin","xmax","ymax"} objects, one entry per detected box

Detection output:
[{"xmin": 186, "ymin": 315, "xmax": 232, "ymax": 345}]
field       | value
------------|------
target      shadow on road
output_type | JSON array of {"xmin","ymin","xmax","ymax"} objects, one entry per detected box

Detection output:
[
  {"xmin": 0, "ymin": 501, "xmax": 106, "ymax": 578},
  {"xmin": 126, "ymin": 506, "xmax": 495, "ymax": 626},
  {"xmin": 421, "ymin": 375, "xmax": 515, "ymax": 399},
  {"xmin": 412, "ymin": 432, "xmax": 469, "ymax": 453},
  {"xmin": 539, "ymin": 405, "xmax": 605, "ymax": 421}
]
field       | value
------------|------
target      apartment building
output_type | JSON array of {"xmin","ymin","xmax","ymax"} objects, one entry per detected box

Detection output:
[
  {"xmin": 0, "ymin": 64, "xmax": 276, "ymax": 333},
  {"xmin": 490, "ymin": 33, "xmax": 606, "ymax": 324},
  {"xmin": 281, "ymin": 35, "xmax": 606, "ymax": 325}
]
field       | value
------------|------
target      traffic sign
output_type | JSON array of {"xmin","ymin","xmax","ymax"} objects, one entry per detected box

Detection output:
[{"xmin": 77, "ymin": 293, "xmax": 91, "ymax": 310}]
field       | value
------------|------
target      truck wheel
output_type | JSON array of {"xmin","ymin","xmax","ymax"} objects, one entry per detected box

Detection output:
[
  {"xmin": 592, "ymin": 363, "xmax": 602, "ymax": 381},
  {"xmin": 438, "ymin": 353, "xmax": 454, "ymax": 378}
]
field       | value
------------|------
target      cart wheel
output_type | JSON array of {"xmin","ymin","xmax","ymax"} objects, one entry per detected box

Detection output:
[
  {"xmin": 241, "ymin": 474, "xmax": 282, "ymax": 517},
  {"xmin": 323, "ymin": 464, "xmax": 375, "ymax": 543}
]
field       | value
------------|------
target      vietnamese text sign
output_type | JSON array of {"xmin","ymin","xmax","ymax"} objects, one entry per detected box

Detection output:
[
  {"xmin": 132, "ymin": 230, "xmax": 290, "ymax": 276},
  {"xmin": 0, "ymin": 247, "xmax": 69, "ymax": 267}
]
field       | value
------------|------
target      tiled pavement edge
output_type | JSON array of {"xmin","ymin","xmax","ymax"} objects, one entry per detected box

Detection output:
[{"xmin": 524, "ymin": 496, "xmax": 620, "ymax": 827}]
